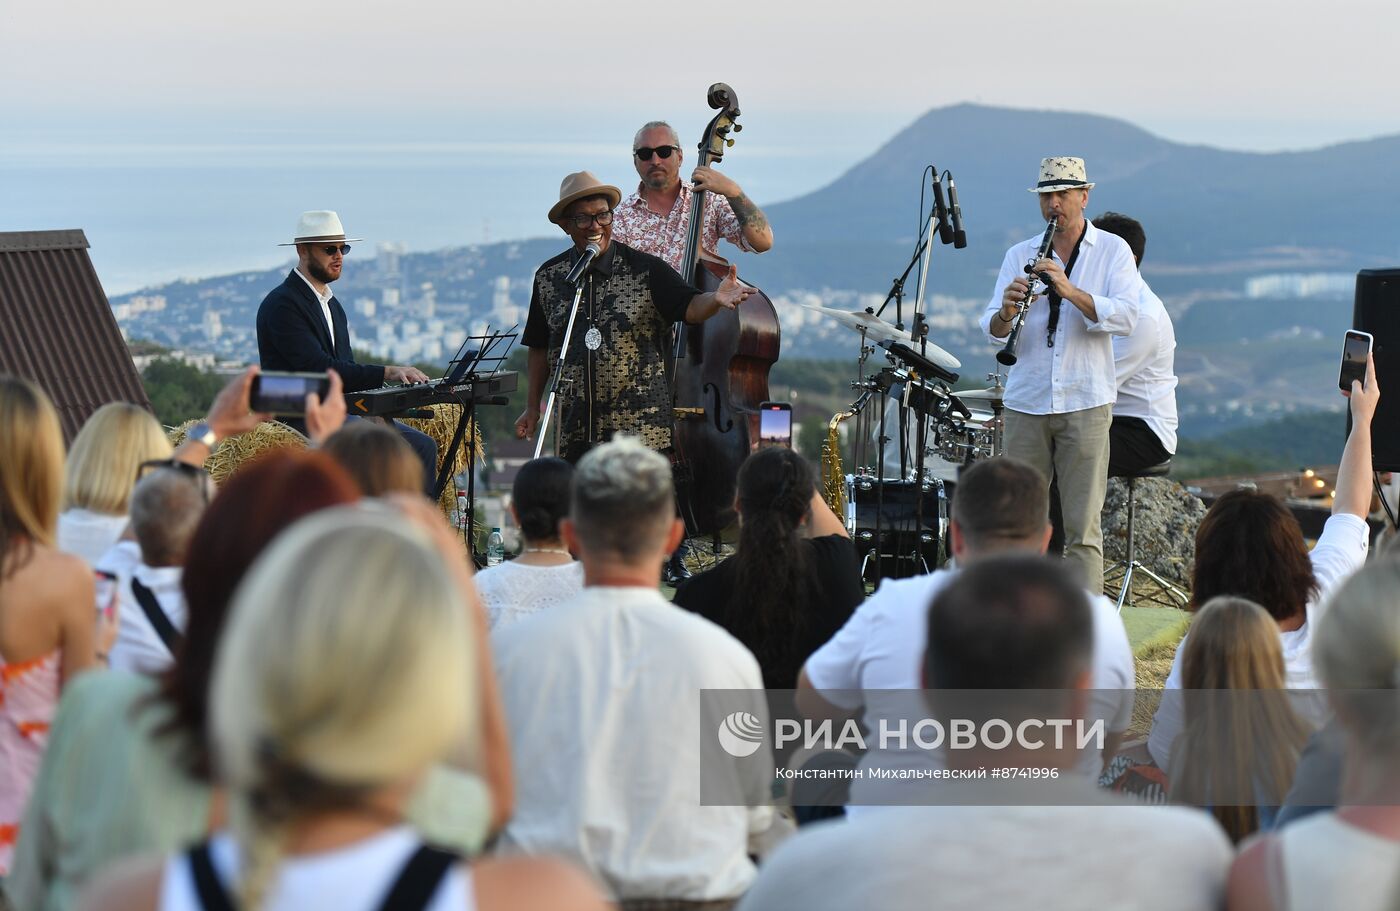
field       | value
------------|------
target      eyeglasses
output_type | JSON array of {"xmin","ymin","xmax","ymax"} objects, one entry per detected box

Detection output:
[
  {"xmin": 563, "ymin": 210, "xmax": 614, "ymax": 229},
  {"xmin": 321, "ymin": 244, "xmax": 352, "ymax": 256},
  {"xmin": 633, "ymin": 146, "xmax": 679, "ymax": 161},
  {"xmin": 135, "ymin": 459, "xmax": 213, "ymax": 503}
]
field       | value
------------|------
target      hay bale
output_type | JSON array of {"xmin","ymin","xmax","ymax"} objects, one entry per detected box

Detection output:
[{"xmin": 169, "ymin": 420, "xmax": 308, "ymax": 484}]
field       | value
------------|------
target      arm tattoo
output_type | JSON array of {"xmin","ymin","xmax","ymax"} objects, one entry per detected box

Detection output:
[{"xmin": 726, "ymin": 193, "xmax": 770, "ymax": 234}]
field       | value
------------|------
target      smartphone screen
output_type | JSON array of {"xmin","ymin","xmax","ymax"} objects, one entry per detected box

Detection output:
[
  {"xmin": 1339, "ymin": 330, "xmax": 1373, "ymax": 391},
  {"xmin": 94, "ymin": 570, "xmax": 117, "ymax": 622},
  {"xmin": 759, "ymin": 402, "xmax": 792, "ymax": 448},
  {"xmin": 251, "ymin": 372, "xmax": 330, "ymax": 415}
]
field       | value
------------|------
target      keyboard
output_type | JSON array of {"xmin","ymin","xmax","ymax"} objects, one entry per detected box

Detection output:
[{"xmin": 345, "ymin": 371, "xmax": 518, "ymax": 417}]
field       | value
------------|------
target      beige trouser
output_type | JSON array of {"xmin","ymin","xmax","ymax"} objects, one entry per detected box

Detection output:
[{"xmin": 1003, "ymin": 404, "xmax": 1113, "ymax": 594}]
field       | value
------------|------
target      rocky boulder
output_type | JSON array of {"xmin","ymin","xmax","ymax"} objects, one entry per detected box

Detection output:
[{"xmin": 1101, "ymin": 477, "xmax": 1206, "ymax": 592}]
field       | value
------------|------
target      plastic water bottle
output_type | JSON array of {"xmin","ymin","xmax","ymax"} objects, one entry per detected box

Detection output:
[
  {"xmin": 486, "ymin": 527, "xmax": 504, "ymax": 566},
  {"xmin": 455, "ymin": 493, "xmax": 469, "ymax": 531}
]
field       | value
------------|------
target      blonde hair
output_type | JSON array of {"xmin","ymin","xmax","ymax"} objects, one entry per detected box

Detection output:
[
  {"xmin": 1170, "ymin": 596, "xmax": 1311, "ymax": 842},
  {"xmin": 63, "ymin": 402, "xmax": 172, "ymax": 514},
  {"xmin": 0, "ymin": 376, "xmax": 66, "ymax": 572},
  {"xmin": 210, "ymin": 506, "xmax": 476, "ymax": 908},
  {"xmin": 1314, "ymin": 561, "xmax": 1400, "ymax": 755},
  {"xmin": 321, "ymin": 422, "xmax": 424, "ymax": 497}
]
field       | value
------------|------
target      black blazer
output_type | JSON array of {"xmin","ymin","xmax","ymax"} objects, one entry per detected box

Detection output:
[{"xmin": 256, "ymin": 271, "xmax": 385, "ymax": 392}]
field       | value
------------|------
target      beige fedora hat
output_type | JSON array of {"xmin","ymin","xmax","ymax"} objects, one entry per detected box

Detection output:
[
  {"xmin": 548, "ymin": 171, "xmax": 622, "ymax": 225},
  {"xmin": 278, "ymin": 210, "xmax": 364, "ymax": 246},
  {"xmin": 1028, "ymin": 157, "xmax": 1096, "ymax": 193}
]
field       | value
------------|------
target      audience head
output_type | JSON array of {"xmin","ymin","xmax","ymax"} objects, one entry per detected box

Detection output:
[
  {"xmin": 924, "ymin": 554, "xmax": 1092, "ymax": 691},
  {"xmin": 1173, "ymin": 596, "xmax": 1310, "ymax": 841},
  {"xmin": 1092, "ymin": 212, "xmax": 1147, "ymax": 266},
  {"xmin": 1192, "ymin": 488, "xmax": 1316, "ymax": 623},
  {"xmin": 511, "ymin": 457, "xmax": 574, "ymax": 545},
  {"xmin": 737, "ymin": 446, "xmax": 814, "ymax": 530},
  {"xmin": 949, "ymin": 456, "xmax": 1051, "ymax": 558},
  {"xmin": 63, "ymin": 401, "xmax": 173, "ymax": 515},
  {"xmin": 161, "ymin": 451, "xmax": 359, "ymax": 780},
  {"xmin": 0, "ymin": 375, "xmax": 65, "ymax": 563},
  {"xmin": 1314, "ymin": 561, "xmax": 1400, "ymax": 759},
  {"xmin": 211, "ymin": 506, "xmax": 474, "ymax": 909},
  {"xmin": 321, "ymin": 421, "xmax": 424, "ymax": 498},
  {"xmin": 566, "ymin": 437, "xmax": 678, "ymax": 565},
  {"xmin": 129, "ymin": 466, "xmax": 210, "ymax": 567}
]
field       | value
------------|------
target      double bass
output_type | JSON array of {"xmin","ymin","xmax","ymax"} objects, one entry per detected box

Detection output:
[{"xmin": 670, "ymin": 83, "xmax": 782, "ymax": 537}]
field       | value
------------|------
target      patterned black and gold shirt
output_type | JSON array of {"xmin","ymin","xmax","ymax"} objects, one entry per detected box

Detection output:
[{"xmin": 523, "ymin": 241, "xmax": 698, "ymax": 462}]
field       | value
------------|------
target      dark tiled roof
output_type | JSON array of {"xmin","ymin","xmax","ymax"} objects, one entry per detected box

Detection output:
[{"xmin": 0, "ymin": 229, "xmax": 151, "ymax": 441}]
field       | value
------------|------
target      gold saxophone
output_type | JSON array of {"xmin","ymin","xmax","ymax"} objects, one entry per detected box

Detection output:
[{"xmin": 821, "ymin": 405, "xmax": 860, "ymax": 515}]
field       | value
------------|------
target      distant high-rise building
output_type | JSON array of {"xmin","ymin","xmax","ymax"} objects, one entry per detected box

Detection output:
[
  {"xmin": 202, "ymin": 309, "xmax": 223, "ymax": 341},
  {"xmin": 381, "ymin": 287, "xmax": 401, "ymax": 311},
  {"xmin": 377, "ymin": 242, "xmax": 404, "ymax": 279},
  {"xmin": 419, "ymin": 282, "xmax": 436, "ymax": 319},
  {"xmin": 355, "ymin": 297, "xmax": 376, "ymax": 319}
]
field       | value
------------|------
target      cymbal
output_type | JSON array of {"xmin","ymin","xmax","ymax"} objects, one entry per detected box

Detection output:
[
  {"xmin": 798, "ymin": 304, "xmax": 962, "ymax": 370},
  {"xmin": 953, "ymin": 386, "xmax": 1004, "ymax": 404}
]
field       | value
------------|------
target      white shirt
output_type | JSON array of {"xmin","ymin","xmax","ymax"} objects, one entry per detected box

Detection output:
[
  {"xmin": 980, "ymin": 220, "xmax": 1140, "ymax": 415},
  {"xmin": 476, "ymin": 560, "xmax": 584, "ymax": 631},
  {"xmin": 1113, "ymin": 279, "xmax": 1179, "ymax": 453},
  {"xmin": 1148, "ymin": 512, "xmax": 1370, "ymax": 771},
  {"xmin": 1280, "ymin": 812, "xmax": 1400, "ymax": 911},
  {"xmin": 802, "ymin": 567, "xmax": 1134, "ymax": 813},
  {"xmin": 493, "ymin": 586, "xmax": 771, "ymax": 902},
  {"xmin": 294, "ymin": 267, "xmax": 337, "ymax": 341},
  {"xmin": 56, "ymin": 509, "xmax": 130, "ymax": 567},
  {"xmin": 95, "ymin": 541, "xmax": 188, "ymax": 676},
  {"xmin": 158, "ymin": 826, "xmax": 474, "ymax": 911},
  {"xmin": 735, "ymin": 781, "xmax": 1233, "ymax": 911}
]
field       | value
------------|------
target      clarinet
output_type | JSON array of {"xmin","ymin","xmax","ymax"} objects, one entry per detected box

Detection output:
[{"xmin": 996, "ymin": 217, "xmax": 1059, "ymax": 367}]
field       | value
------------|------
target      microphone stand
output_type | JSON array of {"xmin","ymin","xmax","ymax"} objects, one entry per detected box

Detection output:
[{"xmin": 533, "ymin": 279, "xmax": 587, "ymax": 460}]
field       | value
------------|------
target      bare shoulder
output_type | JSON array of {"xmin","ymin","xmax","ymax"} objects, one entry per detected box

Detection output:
[
  {"xmin": 76, "ymin": 854, "xmax": 165, "ymax": 911},
  {"xmin": 471, "ymin": 855, "xmax": 614, "ymax": 911},
  {"xmin": 1226, "ymin": 833, "xmax": 1279, "ymax": 911}
]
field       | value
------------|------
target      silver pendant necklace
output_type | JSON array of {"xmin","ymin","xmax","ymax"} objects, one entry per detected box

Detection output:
[{"xmin": 584, "ymin": 326, "xmax": 602, "ymax": 350}]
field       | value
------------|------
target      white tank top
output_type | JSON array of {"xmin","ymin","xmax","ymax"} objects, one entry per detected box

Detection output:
[
  {"xmin": 158, "ymin": 826, "xmax": 475, "ymax": 911},
  {"xmin": 1279, "ymin": 813, "xmax": 1400, "ymax": 911}
]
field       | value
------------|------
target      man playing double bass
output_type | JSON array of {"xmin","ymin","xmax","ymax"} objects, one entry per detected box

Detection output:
[
  {"xmin": 611, "ymin": 120, "xmax": 774, "ymax": 269},
  {"xmin": 515, "ymin": 171, "xmax": 754, "ymax": 464}
]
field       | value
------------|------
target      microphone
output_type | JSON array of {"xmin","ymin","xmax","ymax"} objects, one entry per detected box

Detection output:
[
  {"xmin": 929, "ymin": 172, "xmax": 954, "ymax": 245},
  {"xmin": 946, "ymin": 173, "xmax": 967, "ymax": 249},
  {"xmin": 565, "ymin": 242, "xmax": 601, "ymax": 285}
]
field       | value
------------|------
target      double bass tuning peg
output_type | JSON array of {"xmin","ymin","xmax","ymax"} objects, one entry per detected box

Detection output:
[
  {"xmin": 733, "ymin": 123, "xmax": 742, "ymax": 132},
  {"xmin": 725, "ymin": 138, "xmax": 735, "ymax": 148}
]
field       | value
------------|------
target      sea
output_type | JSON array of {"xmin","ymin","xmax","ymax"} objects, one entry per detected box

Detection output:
[{"xmin": 1, "ymin": 123, "xmax": 864, "ymax": 296}]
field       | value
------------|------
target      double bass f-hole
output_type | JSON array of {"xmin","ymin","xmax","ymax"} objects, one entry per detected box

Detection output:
[{"xmin": 703, "ymin": 383, "xmax": 733, "ymax": 432}]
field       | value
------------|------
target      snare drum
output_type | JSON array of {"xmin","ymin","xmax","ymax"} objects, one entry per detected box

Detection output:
[{"xmin": 846, "ymin": 476, "xmax": 947, "ymax": 582}]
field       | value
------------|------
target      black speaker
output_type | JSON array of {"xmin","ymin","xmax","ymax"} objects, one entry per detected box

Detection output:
[{"xmin": 1352, "ymin": 269, "xmax": 1400, "ymax": 471}]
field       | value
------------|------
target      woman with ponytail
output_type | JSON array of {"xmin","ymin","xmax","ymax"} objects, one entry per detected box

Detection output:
[
  {"xmin": 79, "ymin": 504, "xmax": 608, "ymax": 911},
  {"xmin": 674, "ymin": 447, "xmax": 863, "ymax": 689}
]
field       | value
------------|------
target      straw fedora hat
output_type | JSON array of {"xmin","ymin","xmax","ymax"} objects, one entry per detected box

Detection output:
[
  {"xmin": 1028, "ymin": 157, "xmax": 1096, "ymax": 193},
  {"xmin": 549, "ymin": 171, "xmax": 622, "ymax": 225},
  {"xmin": 278, "ymin": 210, "xmax": 364, "ymax": 246}
]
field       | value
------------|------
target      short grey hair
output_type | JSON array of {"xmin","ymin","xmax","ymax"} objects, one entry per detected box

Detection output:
[
  {"xmin": 572, "ymin": 436, "xmax": 675, "ymax": 560},
  {"xmin": 633, "ymin": 121, "xmax": 681, "ymax": 151},
  {"xmin": 130, "ymin": 468, "xmax": 207, "ymax": 566}
]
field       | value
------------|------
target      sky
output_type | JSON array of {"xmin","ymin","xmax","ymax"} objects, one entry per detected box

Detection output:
[{"xmin": 4, "ymin": 0, "xmax": 1399, "ymax": 292}]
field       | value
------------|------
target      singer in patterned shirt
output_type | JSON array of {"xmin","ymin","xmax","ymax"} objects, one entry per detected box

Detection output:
[{"xmin": 611, "ymin": 121, "xmax": 773, "ymax": 272}]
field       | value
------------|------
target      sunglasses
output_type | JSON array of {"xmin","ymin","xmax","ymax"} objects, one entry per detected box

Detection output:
[
  {"xmin": 135, "ymin": 459, "xmax": 213, "ymax": 503},
  {"xmin": 633, "ymin": 146, "xmax": 679, "ymax": 161},
  {"xmin": 320, "ymin": 244, "xmax": 352, "ymax": 256},
  {"xmin": 563, "ymin": 210, "xmax": 614, "ymax": 229}
]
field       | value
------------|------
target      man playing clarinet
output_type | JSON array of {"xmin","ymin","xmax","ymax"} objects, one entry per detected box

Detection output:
[{"xmin": 981, "ymin": 158, "xmax": 1139, "ymax": 593}]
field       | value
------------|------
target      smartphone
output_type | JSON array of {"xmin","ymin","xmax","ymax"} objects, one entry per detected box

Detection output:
[
  {"xmin": 250, "ymin": 371, "xmax": 330, "ymax": 415},
  {"xmin": 94, "ymin": 570, "xmax": 118, "ymax": 623},
  {"xmin": 1339, "ymin": 330, "xmax": 1373, "ymax": 392},
  {"xmin": 758, "ymin": 401, "xmax": 793, "ymax": 448}
]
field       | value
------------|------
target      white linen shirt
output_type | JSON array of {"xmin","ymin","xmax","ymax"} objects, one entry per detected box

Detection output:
[
  {"xmin": 492, "ymin": 586, "xmax": 772, "ymax": 902},
  {"xmin": 293, "ymin": 267, "xmax": 337, "ymax": 341},
  {"xmin": 1113, "ymin": 280, "xmax": 1179, "ymax": 454},
  {"xmin": 1147, "ymin": 512, "xmax": 1370, "ymax": 771},
  {"xmin": 95, "ymin": 541, "xmax": 188, "ymax": 676},
  {"xmin": 980, "ymin": 221, "xmax": 1140, "ymax": 415},
  {"xmin": 802, "ymin": 567, "xmax": 1135, "ymax": 814}
]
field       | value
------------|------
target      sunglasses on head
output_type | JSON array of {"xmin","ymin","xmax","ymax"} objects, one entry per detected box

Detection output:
[
  {"xmin": 633, "ymin": 146, "xmax": 679, "ymax": 161},
  {"xmin": 321, "ymin": 244, "xmax": 352, "ymax": 256},
  {"xmin": 135, "ymin": 459, "xmax": 213, "ymax": 503}
]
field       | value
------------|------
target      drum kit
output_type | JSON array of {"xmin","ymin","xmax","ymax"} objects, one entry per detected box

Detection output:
[{"xmin": 807, "ymin": 302, "xmax": 1007, "ymax": 584}]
